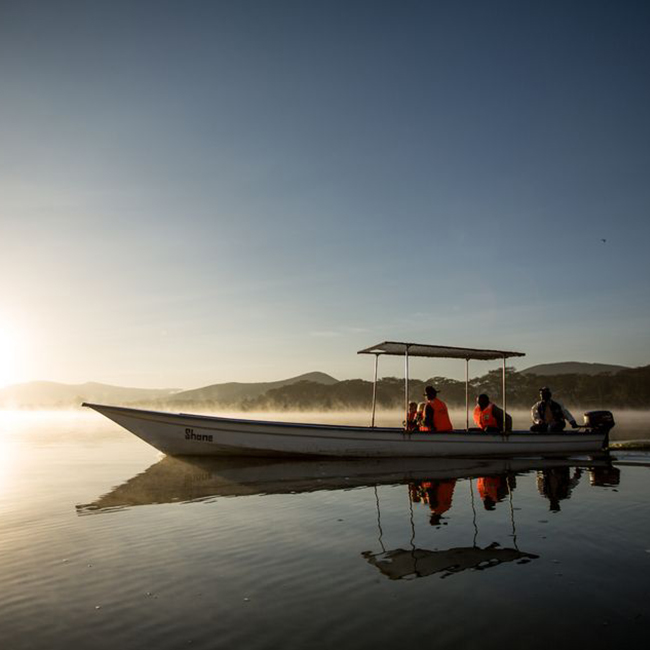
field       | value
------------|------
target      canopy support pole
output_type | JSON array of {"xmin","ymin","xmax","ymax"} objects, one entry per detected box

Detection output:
[
  {"xmin": 404, "ymin": 346, "xmax": 410, "ymax": 430},
  {"xmin": 465, "ymin": 358, "xmax": 470, "ymax": 430},
  {"xmin": 371, "ymin": 353, "xmax": 379, "ymax": 428},
  {"xmin": 502, "ymin": 355, "xmax": 507, "ymax": 431}
]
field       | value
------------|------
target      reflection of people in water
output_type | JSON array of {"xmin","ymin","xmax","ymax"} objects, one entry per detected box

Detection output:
[
  {"xmin": 537, "ymin": 467, "xmax": 582, "ymax": 511},
  {"xmin": 476, "ymin": 474, "xmax": 515, "ymax": 510},
  {"xmin": 409, "ymin": 479, "xmax": 457, "ymax": 525}
]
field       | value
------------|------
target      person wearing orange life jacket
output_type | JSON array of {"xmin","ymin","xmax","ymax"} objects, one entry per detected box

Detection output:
[
  {"xmin": 473, "ymin": 393, "xmax": 511, "ymax": 433},
  {"xmin": 420, "ymin": 386, "xmax": 453, "ymax": 432}
]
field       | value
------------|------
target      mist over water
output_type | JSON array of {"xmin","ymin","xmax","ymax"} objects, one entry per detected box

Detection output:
[
  {"xmin": 2, "ymin": 405, "xmax": 648, "ymax": 443},
  {"xmin": 164, "ymin": 407, "xmax": 650, "ymax": 443}
]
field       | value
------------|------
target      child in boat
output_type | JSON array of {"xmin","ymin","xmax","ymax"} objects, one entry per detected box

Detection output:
[
  {"xmin": 404, "ymin": 401, "xmax": 419, "ymax": 431},
  {"xmin": 417, "ymin": 402, "xmax": 426, "ymax": 429}
]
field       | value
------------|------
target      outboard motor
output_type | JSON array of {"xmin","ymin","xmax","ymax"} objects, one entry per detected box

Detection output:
[
  {"xmin": 583, "ymin": 410, "xmax": 615, "ymax": 448},
  {"xmin": 589, "ymin": 465, "xmax": 621, "ymax": 487}
]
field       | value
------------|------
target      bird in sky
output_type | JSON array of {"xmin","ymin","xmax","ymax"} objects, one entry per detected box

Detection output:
[{"xmin": 601, "ymin": 239, "xmax": 607, "ymax": 243}]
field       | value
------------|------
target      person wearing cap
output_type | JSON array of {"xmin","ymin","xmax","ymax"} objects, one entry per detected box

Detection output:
[
  {"xmin": 530, "ymin": 387, "xmax": 578, "ymax": 433},
  {"xmin": 420, "ymin": 385, "xmax": 453, "ymax": 432},
  {"xmin": 473, "ymin": 393, "xmax": 511, "ymax": 433}
]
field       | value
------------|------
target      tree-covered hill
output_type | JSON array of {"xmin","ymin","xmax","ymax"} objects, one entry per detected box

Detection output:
[{"xmin": 240, "ymin": 365, "xmax": 650, "ymax": 411}]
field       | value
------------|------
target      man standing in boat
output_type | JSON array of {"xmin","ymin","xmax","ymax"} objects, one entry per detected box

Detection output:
[
  {"xmin": 421, "ymin": 386, "xmax": 453, "ymax": 432},
  {"xmin": 530, "ymin": 387, "xmax": 578, "ymax": 432},
  {"xmin": 473, "ymin": 394, "xmax": 511, "ymax": 433}
]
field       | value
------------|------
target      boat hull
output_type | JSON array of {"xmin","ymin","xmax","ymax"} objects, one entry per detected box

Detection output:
[{"xmin": 83, "ymin": 403, "xmax": 608, "ymax": 458}]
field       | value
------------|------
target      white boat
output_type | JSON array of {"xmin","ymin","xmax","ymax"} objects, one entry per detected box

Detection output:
[{"xmin": 83, "ymin": 341, "xmax": 614, "ymax": 457}]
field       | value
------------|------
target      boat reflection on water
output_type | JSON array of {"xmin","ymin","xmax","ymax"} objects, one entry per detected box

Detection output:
[
  {"xmin": 76, "ymin": 457, "xmax": 513, "ymax": 513},
  {"xmin": 76, "ymin": 455, "xmax": 611, "ymax": 514},
  {"xmin": 76, "ymin": 454, "xmax": 619, "ymax": 581},
  {"xmin": 363, "ymin": 459, "xmax": 625, "ymax": 581},
  {"xmin": 364, "ymin": 471, "xmax": 535, "ymax": 580},
  {"xmin": 364, "ymin": 461, "xmax": 625, "ymax": 581}
]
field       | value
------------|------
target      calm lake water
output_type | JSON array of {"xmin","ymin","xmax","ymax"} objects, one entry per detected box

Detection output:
[{"xmin": 1, "ymin": 410, "xmax": 650, "ymax": 650}]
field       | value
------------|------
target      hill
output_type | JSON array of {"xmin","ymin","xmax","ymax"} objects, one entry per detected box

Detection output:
[
  {"xmin": 161, "ymin": 371, "xmax": 339, "ymax": 407},
  {"xmin": 521, "ymin": 362, "xmax": 628, "ymax": 376},
  {"xmin": 3, "ymin": 365, "xmax": 647, "ymax": 411},
  {"xmin": 0, "ymin": 381, "xmax": 179, "ymax": 409},
  {"xmin": 242, "ymin": 365, "xmax": 650, "ymax": 411}
]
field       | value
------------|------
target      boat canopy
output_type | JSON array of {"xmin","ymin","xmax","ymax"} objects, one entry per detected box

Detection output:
[
  {"xmin": 358, "ymin": 341, "xmax": 525, "ymax": 429},
  {"xmin": 358, "ymin": 341, "xmax": 525, "ymax": 361}
]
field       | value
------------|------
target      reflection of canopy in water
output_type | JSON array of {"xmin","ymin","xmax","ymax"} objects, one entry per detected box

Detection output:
[
  {"xmin": 75, "ymin": 455, "xmax": 611, "ymax": 515},
  {"xmin": 364, "ymin": 468, "xmax": 538, "ymax": 581},
  {"xmin": 362, "ymin": 543, "xmax": 539, "ymax": 580}
]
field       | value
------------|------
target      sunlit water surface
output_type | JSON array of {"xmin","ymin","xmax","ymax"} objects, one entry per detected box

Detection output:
[{"xmin": 1, "ymin": 410, "xmax": 649, "ymax": 650}]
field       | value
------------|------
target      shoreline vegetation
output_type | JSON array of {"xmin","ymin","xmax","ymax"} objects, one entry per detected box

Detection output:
[
  {"xmin": 1, "ymin": 365, "xmax": 649, "ymax": 411},
  {"xmin": 235, "ymin": 366, "xmax": 650, "ymax": 412}
]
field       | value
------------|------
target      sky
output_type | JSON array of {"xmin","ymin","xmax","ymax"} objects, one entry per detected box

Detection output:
[{"xmin": 1, "ymin": 0, "xmax": 649, "ymax": 389}]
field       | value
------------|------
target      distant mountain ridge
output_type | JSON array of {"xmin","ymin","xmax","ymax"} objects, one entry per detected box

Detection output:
[
  {"xmin": 161, "ymin": 371, "xmax": 339, "ymax": 406},
  {"xmin": 3, "ymin": 364, "xmax": 647, "ymax": 410},
  {"xmin": 521, "ymin": 362, "xmax": 628, "ymax": 376},
  {"xmin": 0, "ymin": 372, "xmax": 339, "ymax": 409},
  {"xmin": 0, "ymin": 381, "xmax": 180, "ymax": 409}
]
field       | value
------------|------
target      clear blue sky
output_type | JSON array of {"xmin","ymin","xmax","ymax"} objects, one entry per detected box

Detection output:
[{"xmin": 1, "ymin": 0, "xmax": 649, "ymax": 388}]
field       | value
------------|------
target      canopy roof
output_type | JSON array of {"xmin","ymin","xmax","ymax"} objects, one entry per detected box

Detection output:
[{"xmin": 357, "ymin": 341, "xmax": 525, "ymax": 361}]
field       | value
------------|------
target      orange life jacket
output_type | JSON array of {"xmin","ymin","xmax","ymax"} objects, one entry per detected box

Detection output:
[
  {"xmin": 405, "ymin": 411, "xmax": 419, "ymax": 431},
  {"xmin": 477, "ymin": 476, "xmax": 502, "ymax": 502},
  {"xmin": 428, "ymin": 480, "xmax": 456, "ymax": 514},
  {"xmin": 473, "ymin": 403, "xmax": 498, "ymax": 430},
  {"xmin": 426, "ymin": 398, "xmax": 453, "ymax": 432}
]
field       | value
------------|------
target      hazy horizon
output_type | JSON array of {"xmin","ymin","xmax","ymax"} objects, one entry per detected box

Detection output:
[
  {"xmin": 2, "ymin": 408, "xmax": 648, "ymax": 443},
  {"xmin": 0, "ymin": 358, "xmax": 638, "ymax": 394}
]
